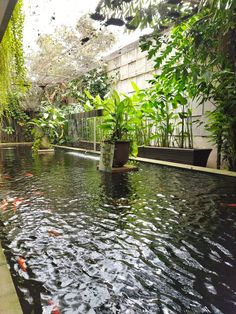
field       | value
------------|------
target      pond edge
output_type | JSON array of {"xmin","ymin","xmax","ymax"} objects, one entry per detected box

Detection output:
[
  {"xmin": 54, "ymin": 144, "xmax": 236, "ymax": 178},
  {"xmin": 0, "ymin": 244, "xmax": 23, "ymax": 313}
]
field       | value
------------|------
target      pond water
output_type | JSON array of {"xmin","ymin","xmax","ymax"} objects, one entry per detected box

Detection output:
[{"xmin": 0, "ymin": 146, "xmax": 236, "ymax": 314}]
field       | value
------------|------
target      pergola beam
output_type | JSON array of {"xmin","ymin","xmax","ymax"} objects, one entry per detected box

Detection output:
[{"xmin": 0, "ymin": 0, "xmax": 18, "ymax": 42}]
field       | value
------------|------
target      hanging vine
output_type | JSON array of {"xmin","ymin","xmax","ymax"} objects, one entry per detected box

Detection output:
[{"xmin": 0, "ymin": 0, "xmax": 27, "ymax": 118}]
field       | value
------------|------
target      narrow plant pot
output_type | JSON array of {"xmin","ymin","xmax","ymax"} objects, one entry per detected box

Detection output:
[
  {"xmin": 138, "ymin": 146, "xmax": 212, "ymax": 167},
  {"xmin": 113, "ymin": 141, "xmax": 130, "ymax": 167}
]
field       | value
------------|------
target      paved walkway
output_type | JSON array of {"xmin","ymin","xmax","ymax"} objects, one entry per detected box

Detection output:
[{"xmin": 0, "ymin": 245, "xmax": 22, "ymax": 314}]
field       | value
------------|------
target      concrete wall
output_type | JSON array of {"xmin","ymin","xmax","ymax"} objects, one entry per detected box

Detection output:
[{"xmin": 105, "ymin": 41, "xmax": 217, "ymax": 168}]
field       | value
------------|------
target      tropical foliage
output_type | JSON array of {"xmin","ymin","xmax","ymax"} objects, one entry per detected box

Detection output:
[
  {"xmin": 98, "ymin": 90, "xmax": 138, "ymax": 142},
  {"xmin": 0, "ymin": 0, "xmax": 28, "ymax": 118},
  {"xmin": 45, "ymin": 67, "xmax": 114, "ymax": 107},
  {"xmin": 94, "ymin": 0, "xmax": 236, "ymax": 170},
  {"xmin": 139, "ymin": 2, "xmax": 236, "ymax": 169},
  {"xmin": 29, "ymin": 104, "xmax": 66, "ymax": 152},
  {"xmin": 3, "ymin": 92, "xmax": 31, "ymax": 136},
  {"xmin": 132, "ymin": 82, "xmax": 193, "ymax": 148},
  {"xmin": 92, "ymin": 0, "xmax": 198, "ymax": 30}
]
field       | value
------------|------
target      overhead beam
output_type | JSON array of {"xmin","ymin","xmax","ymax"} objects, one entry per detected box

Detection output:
[{"xmin": 0, "ymin": 0, "xmax": 18, "ymax": 42}]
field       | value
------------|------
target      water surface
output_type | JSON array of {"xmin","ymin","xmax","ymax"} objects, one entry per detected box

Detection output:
[{"xmin": 0, "ymin": 146, "xmax": 236, "ymax": 314}]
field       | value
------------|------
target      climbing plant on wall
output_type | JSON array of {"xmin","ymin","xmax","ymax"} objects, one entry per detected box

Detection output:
[{"xmin": 0, "ymin": 0, "xmax": 27, "ymax": 118}]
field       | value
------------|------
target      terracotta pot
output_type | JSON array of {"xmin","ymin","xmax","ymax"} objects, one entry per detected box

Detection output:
[{"xmin": 113, "ymin": 141, "xmax": 130, "ymax": 167}]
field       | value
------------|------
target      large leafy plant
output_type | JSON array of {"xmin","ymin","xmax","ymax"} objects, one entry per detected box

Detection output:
[
  {"xmin": 132, "ymin": 81, "xmax": 193, "ymax": 148},
  {"xmin": 100, "ymin": 90, "xmax": 137, "ymax": 142},
  {"xmin": 139, "ymin": 4, "xmax": 236, "ymax": 170},
  {"xmin": 84, "ymin": 89, "xmax": 141, "ymax": 155},
  {"xmin": 0, "ymin": 0, "xmax": 27, "ymax": 118},
  {"xmin": 29, "ymin": 104, "xmax": 66, "ymax": 152},
  {"xmin": 93, "ymin": 0, "xmax": 236, "ymax": 170}
]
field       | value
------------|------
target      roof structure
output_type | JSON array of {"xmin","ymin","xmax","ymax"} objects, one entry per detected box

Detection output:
[{"xmin": 0, "ymin": 0, "xmax": 18, "ymax": 42}]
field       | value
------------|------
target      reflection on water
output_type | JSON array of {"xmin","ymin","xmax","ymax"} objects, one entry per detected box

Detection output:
[
  {"xmin": 65, "ymin": 151, "xmax": 100, "ymax": 161},
  {"xmin": 0, "ymin": 146, "xmax": 236, "ymax": 314}
]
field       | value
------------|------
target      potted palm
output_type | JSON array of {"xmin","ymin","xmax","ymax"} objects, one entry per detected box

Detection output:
[{"xmin": 99, "ymin": 90, "xmax": 138, "ymax": 167}]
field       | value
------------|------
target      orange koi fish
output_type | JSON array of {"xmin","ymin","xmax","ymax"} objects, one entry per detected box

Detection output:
[
  {"xmin": 17, "ymin": 256, "xmax": 27, "ymax": 272},
  {"xmin": 0, "ymin": 199, "xmax": 8, "ymax": 210},
  {"xmin": 52, "ymin": 306, "xmax": 60, "ymax": 314},
  {"xmin": 48, "ymin": 300, "xmax": 60, "ymax": 314},
  {"xmin": 3, "ymin": 175, "xmax": 11, "ymax": 180},
  {"xmin": 24, "ymin": 173, "xmax": 34, "ymax": 177},
  {"xmin": 221, "ymin": 203, "xmax": 236, "ymax": 207},
  {"xmin": 12, "ymin": 198, "xmax": 24, "ymax": 212},
  {"xmin": 13, "ymin": 198, "xmax": 24, "ymax": 207},
  {"xmin": 48, "ymin": 230, "xmax": 62, "ymax": 237}
]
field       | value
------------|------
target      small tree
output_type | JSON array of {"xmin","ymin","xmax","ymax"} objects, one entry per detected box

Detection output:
[{"xmin": 28, "ymin": 16, "xmax": 115, "ymax": 86}]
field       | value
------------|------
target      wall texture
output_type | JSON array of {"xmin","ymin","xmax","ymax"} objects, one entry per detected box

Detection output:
[{"xmin": 105, "ymin": 41, "xmax": 217, "ymax": 168}]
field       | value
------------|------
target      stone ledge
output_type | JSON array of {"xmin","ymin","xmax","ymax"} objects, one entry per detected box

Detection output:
[
  {"xmin": 0, "ymin": 246, "xmax": 22, "ymax": 314},
  {"xmin": 55, "ymin": 145, "xmax": 236, "ymax": 178}
]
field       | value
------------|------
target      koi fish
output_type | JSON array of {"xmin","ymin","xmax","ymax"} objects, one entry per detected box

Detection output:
[
  {"xmin": 52, "ymin": 307, "xmax": 60, "ymax": 314},
  {"xmin": 24, "ymin": 173, "xmax": 33, "ymax": 177},
  {"xmin": 0, "ymin": 199, "xmax": 8, "ymax": 210},
  {"xmin": 48, "ymin": 300, "xmax": 60, "ymax": 314},
  {"xmin": 48, "ymin": 230, "xmax": 62, "ymax": 237},
  {"xmin": 13, "ymin": 198, "xmax": 24, "ymax": 208},
  {"xmin": 221, "ymin": 203, "xmax": 236, "ymax": 207},
  {"xmin": 3, "ymin": 175, "xmax": 11, "ymax": 180},
  {"xmin": 227, "ymin": 203, "xmax": 236, "ymax": 207},
  {"xmin": 17, "ymin": 256, "xmax": 27, "ymax": 272},
  {"xmin": 12, "ymin": 198, "xmax": 24, "ymax": 212}
]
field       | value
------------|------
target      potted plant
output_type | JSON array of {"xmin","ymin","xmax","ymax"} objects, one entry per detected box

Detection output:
[
  {"xmin": 99, "ymin": 90, "xmax": 139, "ymax": 167},
  {"xmin": 29, "ymin": 104, "xmax": 66, "ymax": 153},
  {"xmin": 132, "ymin": 82, "xmax": 212, "ymax": 167}
]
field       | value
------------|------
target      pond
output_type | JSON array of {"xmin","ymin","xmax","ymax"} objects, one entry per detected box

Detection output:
[{"xmin": 0, "ymin": 146, "xmax": 236, "ymax": 314}]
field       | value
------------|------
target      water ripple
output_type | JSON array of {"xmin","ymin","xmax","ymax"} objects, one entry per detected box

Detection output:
[{"xmin": 0, "ymin": 147, "xmax": 236, "ymax": 313}]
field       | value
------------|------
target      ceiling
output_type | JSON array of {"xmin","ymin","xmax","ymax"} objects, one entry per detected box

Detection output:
[{"xmin": 0, "ymin": 0, "xmax": 18, "ymax": 42}]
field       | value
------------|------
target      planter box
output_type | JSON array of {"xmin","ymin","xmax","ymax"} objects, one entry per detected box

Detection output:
[
  {"xmin": 71, "ymin": 140, "xmax": 100, "ymax": 151},
  {"xmin": 138, "ymin": 146, "xmax": 212, "ymax": 167}
]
